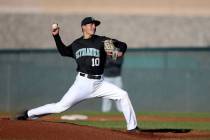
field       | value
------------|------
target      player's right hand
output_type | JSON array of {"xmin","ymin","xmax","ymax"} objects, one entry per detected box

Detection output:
[{"xmin": 51, "ymin": 23, "xmax": 59, "ymax": 36}]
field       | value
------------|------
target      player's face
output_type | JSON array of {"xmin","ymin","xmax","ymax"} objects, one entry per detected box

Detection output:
[{"xmin": 82, "ymin": 23, "xmax": 96, "ymax": 36}]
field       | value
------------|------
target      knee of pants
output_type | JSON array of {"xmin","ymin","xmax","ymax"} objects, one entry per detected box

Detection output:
[
  {"xmin": 120, "ymin": 90, "xmax": 129, "ymax": 100},
  {"xmin": 53, "ymin": 102, "xmax": 69, "ymax": 113}
]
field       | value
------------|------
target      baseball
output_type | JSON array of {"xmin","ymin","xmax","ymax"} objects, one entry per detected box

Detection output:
[{"xmin": 52, "ymin": 23, "xmax": 58, "ymax": 30}]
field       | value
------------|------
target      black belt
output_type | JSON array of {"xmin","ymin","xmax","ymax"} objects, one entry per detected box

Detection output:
[{"xmin": 79, "ymin": 72, "xmax": 101, "ymax": 79}]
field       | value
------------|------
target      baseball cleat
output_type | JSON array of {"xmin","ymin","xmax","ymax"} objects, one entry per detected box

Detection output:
[
  {"xmin": 127, "ymin": 126, "xmax": 140, "ymax": 133},
  {"xmin": 16, "ymin": 110, "xmax": 29, "ymax": 120}
]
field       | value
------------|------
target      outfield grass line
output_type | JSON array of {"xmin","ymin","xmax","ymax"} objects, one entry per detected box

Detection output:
[
  {"xmin": 58, "ymin": 120, "xmax": 210, "ymax": 131},
  {"xmin": 1, "ymin": 112, "xmax": 210, "ymax": 131},
  {"xmin": 60, "ymin": 111, "xmax": 210, "ymax": 118},
  {"xmin": 2, "ymin": 111, "xmax": 210, "ymax": 118},
  {"xmin": 137, "ymin": 112, "xmax": 210, "ymax": 118}
]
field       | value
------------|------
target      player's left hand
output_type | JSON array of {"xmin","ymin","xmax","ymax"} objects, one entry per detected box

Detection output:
[
  {"xmin": 117, "ymin": 52, "xmax": 123, "ymax": 57},
  {"xmin": 111, "ymin": 50, "xmax": 123, "ymax": 60},
  {"xmin": 104, "ymin": 39, "xmax": 123, "ymax": 60}
]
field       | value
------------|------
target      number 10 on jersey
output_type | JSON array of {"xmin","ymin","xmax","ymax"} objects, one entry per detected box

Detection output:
[{"xmin": 92, "ymin": 58, "xmax": 100, "ymax": 67}]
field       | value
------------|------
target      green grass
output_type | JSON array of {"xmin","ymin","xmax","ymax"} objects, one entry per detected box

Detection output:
[
  {"xmin": 58, "ymin": 121, "xmax": 210, "ymax": 131},
  {"xmin": 60, "ymin": 120, "xmax": 210, "ymax": 131},
  {"xmin": 59, "ymin": 111, "xmax": 210, "ymax": 118},
  {"xmin": 137, "ymin": 112, "xmax": 210, "ymax": 118},
  {"xmin": 1, "ymin": 111, "xmax": 210, "ymax": 131},
  {"xmin": 54, "ymin": 111, "xmax": 122, "ymax": 116},
  {"xmin": 141, "ymin": 121, "xmax": 210, "ymax": 130},
  {"xmin": 2, "ymin": 111, "xmax": 210, "ymax": 118},
  {"xmin": 67, "ymin": 121, "xmax": 127, "ymax": 130},
  {"xmin": 55, "ymin": 111, "xmax": 210, "ymax": 131}
]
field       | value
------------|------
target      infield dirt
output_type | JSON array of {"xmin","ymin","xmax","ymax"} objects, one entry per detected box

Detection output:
[{"xmin": 1, "ymin": 116, "xmax": 210, "ymax": 140}]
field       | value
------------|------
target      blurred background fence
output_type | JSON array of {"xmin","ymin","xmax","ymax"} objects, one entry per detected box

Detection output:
[
  {"xmin": 1, "ymin": 0, "xmax": 210, "ymax": 113},
  {"xmin": 0, "ymin": 48, "xmax": 210, "ymax": 112}
]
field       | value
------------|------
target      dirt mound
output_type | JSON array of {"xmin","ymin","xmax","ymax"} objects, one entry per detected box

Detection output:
[
  {"xmin": 0, "ymin": 119, "xmax": 156, "ymax": 140},
  {"xmin": 0, "ymin": 119, "xmax": 210, "ymax": 140}
]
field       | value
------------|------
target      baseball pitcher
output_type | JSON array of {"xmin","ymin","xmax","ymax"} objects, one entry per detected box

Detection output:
[{"xmin": 16, "ymin": 17, "xmax": 140, "ymax": 132}]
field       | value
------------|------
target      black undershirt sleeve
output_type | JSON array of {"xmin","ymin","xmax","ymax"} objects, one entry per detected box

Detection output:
[{"xmin": 53, "ymin": 34, "xmax": 73, "ymax": 57}]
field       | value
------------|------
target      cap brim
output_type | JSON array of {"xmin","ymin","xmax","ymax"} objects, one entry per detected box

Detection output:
[
  {"xmin": 81, "ymin": 19, "xmax": 101, "ymax": 26},
  {"xmin": 93, "ymin": 20, "xmax": 100, "ymax": 26}
]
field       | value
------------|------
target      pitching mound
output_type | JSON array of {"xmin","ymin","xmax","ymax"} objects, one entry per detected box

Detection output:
[{"xmin": 0, "ymin": 119, "xmax": 210, "ymax": 140}]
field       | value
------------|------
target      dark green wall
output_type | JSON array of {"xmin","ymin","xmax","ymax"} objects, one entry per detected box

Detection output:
[{"xmin": 0, "ymin": 48, "xmax": 210, "ymax": 112}]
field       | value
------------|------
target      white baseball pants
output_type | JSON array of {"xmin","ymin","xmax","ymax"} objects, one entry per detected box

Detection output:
[{"xmin": 28, "ymin": 73, "xmax": 137, "ymax": 130}]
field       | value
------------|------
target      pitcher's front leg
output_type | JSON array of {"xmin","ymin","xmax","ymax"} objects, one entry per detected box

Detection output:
[{"xmin": 91, "ymin": 81, "xmax": 138, "ymax": 130}]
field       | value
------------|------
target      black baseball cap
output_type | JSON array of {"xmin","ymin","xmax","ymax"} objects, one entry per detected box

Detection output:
[{"xmin": 81, "ymin": 17, "xmax": 100, "ymax": 26}]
